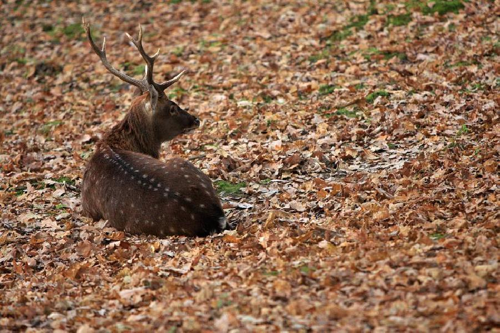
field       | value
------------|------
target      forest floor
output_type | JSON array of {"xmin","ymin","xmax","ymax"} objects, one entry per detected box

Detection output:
[{"xmin": 1, "ymin": 0, "xmax": 498, "ymax": 331}]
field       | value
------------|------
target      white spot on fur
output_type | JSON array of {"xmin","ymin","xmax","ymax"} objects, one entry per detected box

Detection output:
[
  {"xmin": 169, "ymin": 226, "xmax": 175, "ymax": 233},
  {"xmin": 191, "ymin": 214, "xmax": 195, "ymax": 220},
  {"xmin": 186, "ymin": 198, "xmax": 192, "ymax": 203},
  {"xmin": 181, "ymin": 206, "xmax": 186, "ymax": 211}
]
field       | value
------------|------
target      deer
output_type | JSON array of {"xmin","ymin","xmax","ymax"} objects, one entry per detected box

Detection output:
[{"xmin": 80, "ymin": 19, "xmax": 226, "ymax": 237}]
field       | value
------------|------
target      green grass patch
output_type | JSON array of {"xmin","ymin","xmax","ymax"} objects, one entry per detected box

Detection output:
[
  {"xmin": 355, "ymin": 83, "xmax": 365, "ymax": 90},
  {"xmin": 299, "ymin": 265, "xmax": 315, "ymax": 274},
  {"xmin": 328, "ymin": 29, "xmax": 353, "ymax": 43},
  {"xmin": 457, "ymin": 124, "xmax": 469, "ymax": 136},
  {"xmin": 133, "ymin": 64, "xmax": 146, "ymax": 76},
  {"xmin": 423, "ymin": 0, "xmax": 464, "ymax": 15},
  {"xmin": 15, "ymin": 58, "xmax": 28, "ymax": 65},
  {"xmin": 346, "ymin": 15, "xmax": 370, "ymax": 30},
  {"xmin": 172, "ymin": 46, "xmax": 184, "ymax": 57},
  {"xmin": 167, "ymin": 87, "xmax": 187, "ymax": 100},
  {"xmin": 430, "ymin": 232, "xmax": 446, "ymax": 240},
  {"xmin": 318, "ymin": 84, "xmax": 336, "ymax": 96},
  {"xmin": 55, "ymin": 176, "xmax": 75, "ymax": 185},
  {"xmin": 366, "ymin": 90, "xmax": 390, "ymax": 103},
  {"xmin": 387, "ymin": 13, "xmax": 412, "ymax": 26},
  {"xmin": 405, "ymin": 0, "xmax": 464, "ymax": 15},
  {"xmin": 214, "ymin": 180, "xmax": 246, "ymax": 195},
  {"xmin": 335, "ymin": 108, "xmax": 359, "ymax": 118},
  {"xmin": 309, "ymin": 49, "xmax": 330, "ymax": 63},
  {"xmin": 260, "ymin": 94, "xmax": 274, "ymax": 103},
  {"xmin": 62, "ymin": 23, "xmax": 84, "ymax": 39},
  {"xmin": 55, "ymin": 203, "xmax": 67, "ymax": 210},
  {"xmin": 383, "ymin": 51, "xmax": 408, "ymax": 61},
  {"xmin": 40, "ymin": 120, "xmax": 63, "ymax": 134}
]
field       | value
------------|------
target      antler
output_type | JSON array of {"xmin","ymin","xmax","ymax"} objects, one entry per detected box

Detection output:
[
  {"xmin": 125, "ymin": 26, "xmax": 185, "ymax": 92},
  {"xmin": 82, "ymin": 18, "xmax": 185, "ymax": 101},
  {"xmin": 82, "ymin": 18, "xmax": 149, "ymax": 93}
]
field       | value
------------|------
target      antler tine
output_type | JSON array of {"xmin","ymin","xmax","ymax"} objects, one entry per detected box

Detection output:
[
  {"xmin": 126, "ymin": 25, "xmax": 160, "ymax": 86},
  {"xmin": 157, "ymin": 70, "xmax": 186, "ymax": 91},
  {"xmin": 82, "ymin": 18, "xmax": 148, "ymax": 92}
]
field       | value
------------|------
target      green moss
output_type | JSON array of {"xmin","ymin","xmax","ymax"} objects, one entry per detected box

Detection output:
[
  {"xmin": 387, "ymin": 13, "xmax": 412, "ymax": 26},
  {"xmin": 214, "ymin": 180, "xmax": 246, "ymax": 195},
  {"xmin": 366, "ymin": 90, "xmax": 390, "ymax": 103}
]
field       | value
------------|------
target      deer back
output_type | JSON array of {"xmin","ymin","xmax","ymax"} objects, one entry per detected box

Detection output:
[{"xmin": 82, "ymin": 145, "xmax": 225, "ymax": 237}]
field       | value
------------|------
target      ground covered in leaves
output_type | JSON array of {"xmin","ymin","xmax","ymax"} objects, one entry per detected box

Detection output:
[{"xmin": 1, "ymin": 0, "xmax": 499, "ymax": 331}]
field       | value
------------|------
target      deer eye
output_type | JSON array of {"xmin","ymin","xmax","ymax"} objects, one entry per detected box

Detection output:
[{"xmin": 169, "ymin": 106, "xmax": 178, "ymax": 116}]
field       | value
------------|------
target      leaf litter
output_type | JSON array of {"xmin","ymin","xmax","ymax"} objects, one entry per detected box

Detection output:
[{"xmin": 0, "ymin": 0, "xmax": 498, "ymax": 331}]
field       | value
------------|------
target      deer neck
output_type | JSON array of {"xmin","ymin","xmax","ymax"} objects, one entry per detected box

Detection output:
[{"xmin": 102, "ymin": 97, "xmax": 161, "ymax": 158}]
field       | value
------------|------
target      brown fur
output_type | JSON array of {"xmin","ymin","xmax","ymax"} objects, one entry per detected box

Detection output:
[{"xmin": 81, "ymin": 95, "xmax": 226, "ymax": 237}]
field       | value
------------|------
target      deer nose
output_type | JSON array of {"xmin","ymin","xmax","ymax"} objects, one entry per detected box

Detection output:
[{"xmin": 194, "ymin": 117, "xmax": 200, "ymax": 127}]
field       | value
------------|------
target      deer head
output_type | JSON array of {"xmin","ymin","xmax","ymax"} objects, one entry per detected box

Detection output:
[{"xmin": 82, "ymin": 18, "xmax": 200, "ymax": 147}]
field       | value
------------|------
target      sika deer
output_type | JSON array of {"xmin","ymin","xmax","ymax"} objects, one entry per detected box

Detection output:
[{"xmin": 81, "ymin": 19, "xmax": 226, "ymax": 237}]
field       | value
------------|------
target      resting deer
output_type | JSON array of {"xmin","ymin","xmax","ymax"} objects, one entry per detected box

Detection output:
[{"xmin": 81, "ymin": 19, "xmax": 226, "ymax": 237}]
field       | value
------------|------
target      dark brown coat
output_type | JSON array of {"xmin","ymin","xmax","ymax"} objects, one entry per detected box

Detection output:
[{"xmin": 81, "ymin": 95, "xmax": 226, "ymax": 237}]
